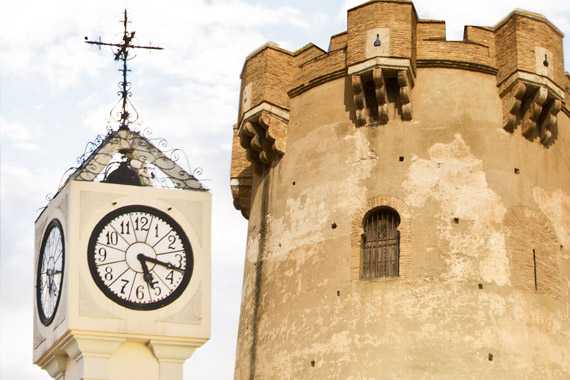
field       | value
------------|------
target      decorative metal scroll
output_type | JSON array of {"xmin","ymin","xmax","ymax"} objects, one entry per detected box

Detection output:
[{"xmin": 57, "ymin": 129, "xmax": 205, "ymax": 192}]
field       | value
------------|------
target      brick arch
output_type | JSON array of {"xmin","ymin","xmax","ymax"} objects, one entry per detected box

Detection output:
[
  {"xmin": 503, "ymin": 206, "xmax": 561, "ymax": 298},
  {"xmin": 350, "ymin": 195, "xmax": 412, "ymax": 281}
]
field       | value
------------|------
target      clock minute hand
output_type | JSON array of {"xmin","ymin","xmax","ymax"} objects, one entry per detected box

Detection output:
[
  {"xmin": 137, "ymin": 254, "xmax": 155, "ymax": 288},
  {"xmin": 138, "ymin": 255, "xmax": 184, "ymax": 273}
]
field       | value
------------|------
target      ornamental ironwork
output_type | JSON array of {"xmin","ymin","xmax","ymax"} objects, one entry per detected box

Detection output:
[
  {"xmin": 63, "ymin": 128, "xmax": 205, "ymax": 191},
  {"xmin": 85, "ymin": 9, "xmax": 163, "ymax": 130}
]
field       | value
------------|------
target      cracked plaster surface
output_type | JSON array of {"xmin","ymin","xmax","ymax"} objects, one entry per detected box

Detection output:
[{"xmin": 402, "ymin": 134, "xmax": 509, "ymax": 285}]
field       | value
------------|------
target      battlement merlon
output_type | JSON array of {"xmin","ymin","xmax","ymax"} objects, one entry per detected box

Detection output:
[
  {"xmin": 237, "ymin": 1, "xmax": 568, "ymax": 115},
  {"xmin": 232, "ymin": 0, "xmax": 570, "ymax": 217}
]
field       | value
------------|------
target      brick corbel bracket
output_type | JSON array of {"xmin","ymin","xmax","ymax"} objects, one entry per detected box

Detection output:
[
  {"xmin": 500, "ymin": 73, "xmax": 564, "ymax": 145},
  {"xmin": 349, "ymin": 58, "xmax": 415, "ymax": 126},
  {"xmin": 238, "ymin": 103, "xmax": 289, "ymax": 174}
]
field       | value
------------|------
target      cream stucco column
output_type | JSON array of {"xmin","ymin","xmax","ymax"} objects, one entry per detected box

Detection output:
[
  {"xmin": 62, "ymin": 334, "xmax": 125, "ymax": 380},
  {"xmin": 148, "ymin": 340, "xmax": 199, "ymax": 380}
]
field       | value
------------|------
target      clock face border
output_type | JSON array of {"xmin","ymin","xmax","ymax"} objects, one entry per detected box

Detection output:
[
  {"xmin": 87, "ymin": 205, "xmax": 194, "ymax": 311},
  {"xmin": 36, "ymin": 219, "xmax": 65, "ymax": 326}
]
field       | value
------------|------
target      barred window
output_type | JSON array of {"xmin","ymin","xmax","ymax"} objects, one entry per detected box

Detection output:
[{"xmin": 362, "ymin": 207, "xmax": 400, "ymax": 279}]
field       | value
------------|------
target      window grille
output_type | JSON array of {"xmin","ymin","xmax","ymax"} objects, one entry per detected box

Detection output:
[{"xmin": 362, "ymin": 207, "xmax": 400, "ymax": 279}]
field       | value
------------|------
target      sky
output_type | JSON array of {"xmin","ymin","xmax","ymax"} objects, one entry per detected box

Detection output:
[{"xmin": 1, "ymin": 0, "xmax": 569, "ymax": 379}]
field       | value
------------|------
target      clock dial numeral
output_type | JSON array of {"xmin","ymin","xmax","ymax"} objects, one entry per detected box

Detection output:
[
  {"xmin": 88, "ymin": 206, "xmax": 193, "ymax": 310},
  {"xmin": 106, "ymin": 230, "xmax": 119, "ymax": 245},
  {"xmin": 153, "ymin": 231, "xmax": 183, "ymax": 254},
  {"xmin": 120, "ymin": 221, "xmax": 130, "ymax": 235},
  {"xmin": 134, "ymin": 215, "xmax": 150, "ymax": 231},
  {"xmin": 94, "ymin": 244, "xmax": 126, "ymax": 265},
  {"xmin": 97, "ymin": 247, "xmax": 107, "ymax": 261},
  {"xmin": 120, "ymin": 279, "xmax": 130, "ymax": 294}
]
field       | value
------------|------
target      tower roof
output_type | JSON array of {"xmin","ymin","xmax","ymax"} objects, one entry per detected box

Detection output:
[{"xmin": 63, "ymin": 128, "xmax": 206, "ymax": 191}]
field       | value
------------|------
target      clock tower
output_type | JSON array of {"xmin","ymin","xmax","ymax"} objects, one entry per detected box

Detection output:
[{"xmin": 33, "ymin": 11, "xmax": 211, "ymax": 380}]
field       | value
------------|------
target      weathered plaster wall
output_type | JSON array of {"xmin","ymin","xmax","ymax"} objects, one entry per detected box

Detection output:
[
  {"xmin": 234, "ymin": 68, "xmax": 570, "ymax": 379},
  {"xmin": 232, "ymin": 1, "xmax": 570, "ymax": 378}
]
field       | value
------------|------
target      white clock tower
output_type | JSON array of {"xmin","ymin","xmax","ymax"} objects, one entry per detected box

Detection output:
[{"xmin": 33, "ymin": 11, "xmax": 211, "ymax": 380}]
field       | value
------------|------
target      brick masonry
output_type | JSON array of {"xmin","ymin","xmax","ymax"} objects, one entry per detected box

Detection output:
[{"xmin": 231, "ymin": 1, "xmax": 570, "ymax": 379}]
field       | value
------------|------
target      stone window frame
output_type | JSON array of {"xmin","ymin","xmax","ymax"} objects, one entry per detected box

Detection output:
[{"xmin": 350, "ymin": 195, "xmax": 411, "ymax": 281}]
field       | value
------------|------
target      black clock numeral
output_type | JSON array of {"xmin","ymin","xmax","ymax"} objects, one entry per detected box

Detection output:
[
  {"xmin": 120, "ymin": 221, "xmax": 130, "ymax": 235},
  {"xmin": 134, "ymin": 216, "xmax": 149, "ymax": 231},
  {"xmin": 97, "ymin": 248, "xmax": 107, "ymax": 262},
  {"xmin": 152, "ymin": 282, "xmax": 162, "ymax": 296},
  {"xmin": 136, "ymin": 285, "xmax": 145, "ymax": 300},
  {"xmin": 168, "ymin": 235, "xmax": 177, "ymax": 250},
  {"xmin": 120, "ymin": 279, "xmax": 129, "ymax": 294},
  {"xmin": 154, "ymin": 224, "xmax": 159, "ymax": 238},
  {"xmin": 175, "ymin": 254, "xmax": 183, "ymax": 269},
  {"xmin": 166, "ymin": 270, "xmax": 174, "ymax": 285},
  {"xmin": 106, "ymin": 231, "xmax": 118, "ymax": 245},
  {"xmin": 104, "ymin": 267, "xmax": 113, "ymax": 281}
]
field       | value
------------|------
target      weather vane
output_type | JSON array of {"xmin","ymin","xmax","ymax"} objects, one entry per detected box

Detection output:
[{"xmin": 85, "ymin": 9, "xmax": 163, "ymax": 130}]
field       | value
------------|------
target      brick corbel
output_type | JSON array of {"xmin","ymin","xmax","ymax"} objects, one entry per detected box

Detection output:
[
  {"xmin": 349, "ymin": 61, "xmax": 414, "ymax": 126},
  {"xmin": 398, "ymin": 70, "xmax": 413, "ymax": 121},
  {"xmin": 499, "ymin": 73, "xmax": 564, "ymax": 145},
  {"xmin": 352, "ymin": 75, "xmax": 366, "ymax": 126},
  {"xmin": 373, "ymin": 68, "xmax": 389, "ymax": 123},
  {"xmin": 230, "ymin": 173, "xmax": 252, "ymax": 219},
  {"xmin": 238, "ymin": 105, "xmax": 289, "ymax": 174}
]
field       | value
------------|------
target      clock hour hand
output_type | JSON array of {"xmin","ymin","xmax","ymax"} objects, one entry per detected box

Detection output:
[
  {"xmin": 137, "ymin": 254, "xmax": 155, "ymax": 288},
  {"xmin": 137, "ymin": 254, "xmax": 184, "ymax": 273}
]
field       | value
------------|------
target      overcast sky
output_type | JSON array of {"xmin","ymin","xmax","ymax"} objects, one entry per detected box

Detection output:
[{"xmin": 1, "ymin": 1, "xmax": 569, "ymax": 379}]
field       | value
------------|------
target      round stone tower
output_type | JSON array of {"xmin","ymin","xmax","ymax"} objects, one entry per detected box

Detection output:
[{"xmin": 230, "ymin": 1, "xmax": 570, "ymax": 379}]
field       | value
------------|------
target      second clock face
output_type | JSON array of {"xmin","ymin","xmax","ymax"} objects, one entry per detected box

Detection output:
[{"xmin": 88, "ymin": 205, "xmax": 193, "ymax": 310}]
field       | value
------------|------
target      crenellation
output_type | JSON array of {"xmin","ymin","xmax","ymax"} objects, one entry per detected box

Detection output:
[
  {"xmin": 463, "ymin": 26, "xmax": 495, "ymax": 58},
  {"xmin": 289, "ymin": 49, "xmax": 346, "ymax": 98},
  {"xmin": 328, "ymin": 31, "xmax": 348, "ymax": 52},
  {"xmin": 417, "ymin": 40, "xmax": 494, "ymax": 69},
  {"xmin": 417, "ymin": 20, "xmax": 446, "ymax": 41},
  {"xmin": 292, "ymin": 43, "xmax": 326, "ymax": 67},
  {"xmin": 346, "ymin": 1, "xmax": 418, "ymax": 67},
  {"xmin": 238, "ymin": 43, "xmax": 293, "ymax": 121},
  {"xmin": 495, "ymin": 10, "xmax": 565, "ymax": 89},
  {"xmin": 234, "ymin": 0, "xmax": 570, "ymax": 205}
]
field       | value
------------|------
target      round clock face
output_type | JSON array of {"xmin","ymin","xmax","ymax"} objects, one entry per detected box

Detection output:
[
  {"xmin": 37, "ymin": 219, "xmax": 65, "ymax": 326},
  {"xmin": 88, "ymin": 205, "xmax": 193, "ymax": 310}
]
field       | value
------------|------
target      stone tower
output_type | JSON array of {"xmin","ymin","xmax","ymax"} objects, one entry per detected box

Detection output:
[{"xmin": 230, "ymin": 1, "xmax": 570, "ymax": 379}]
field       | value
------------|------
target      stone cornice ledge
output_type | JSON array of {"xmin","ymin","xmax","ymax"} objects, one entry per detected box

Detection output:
[
  {"xmin": 348, "ymin": 57, "xmax": 415, "ymax": 86},
  {"xmin": 417, "ymin": 59, "xmax": 498, "ymax": 76},
  {"xmin": 239, "ymin": 102, "xmax": 289, "ymax": 131},
  {"xmin": 498, "ymin": 71, "xmax": 565, "ymax": 100}
]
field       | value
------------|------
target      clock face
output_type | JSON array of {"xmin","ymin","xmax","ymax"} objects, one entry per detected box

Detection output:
[
  {"xmin": 88, "ymin": 205, "xmax": 194, "ymax": 310},
  {"xmin": 37, "ymin": 219, "xmax": 65, "ymax": 326}
]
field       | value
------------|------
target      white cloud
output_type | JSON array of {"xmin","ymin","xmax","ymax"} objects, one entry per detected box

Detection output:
[
  {"xmin": 338, "ymin": 0, "xmax": 570, "ymax": 43},
  {"xmin": 0, "ymin": 117, "xmax": 42, "ymax": 151}
]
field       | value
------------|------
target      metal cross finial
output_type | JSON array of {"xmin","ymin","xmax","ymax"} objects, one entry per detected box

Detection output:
[{"xmin": 85, "ymin": 9, "xmax": 163, "ymax": 130}]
